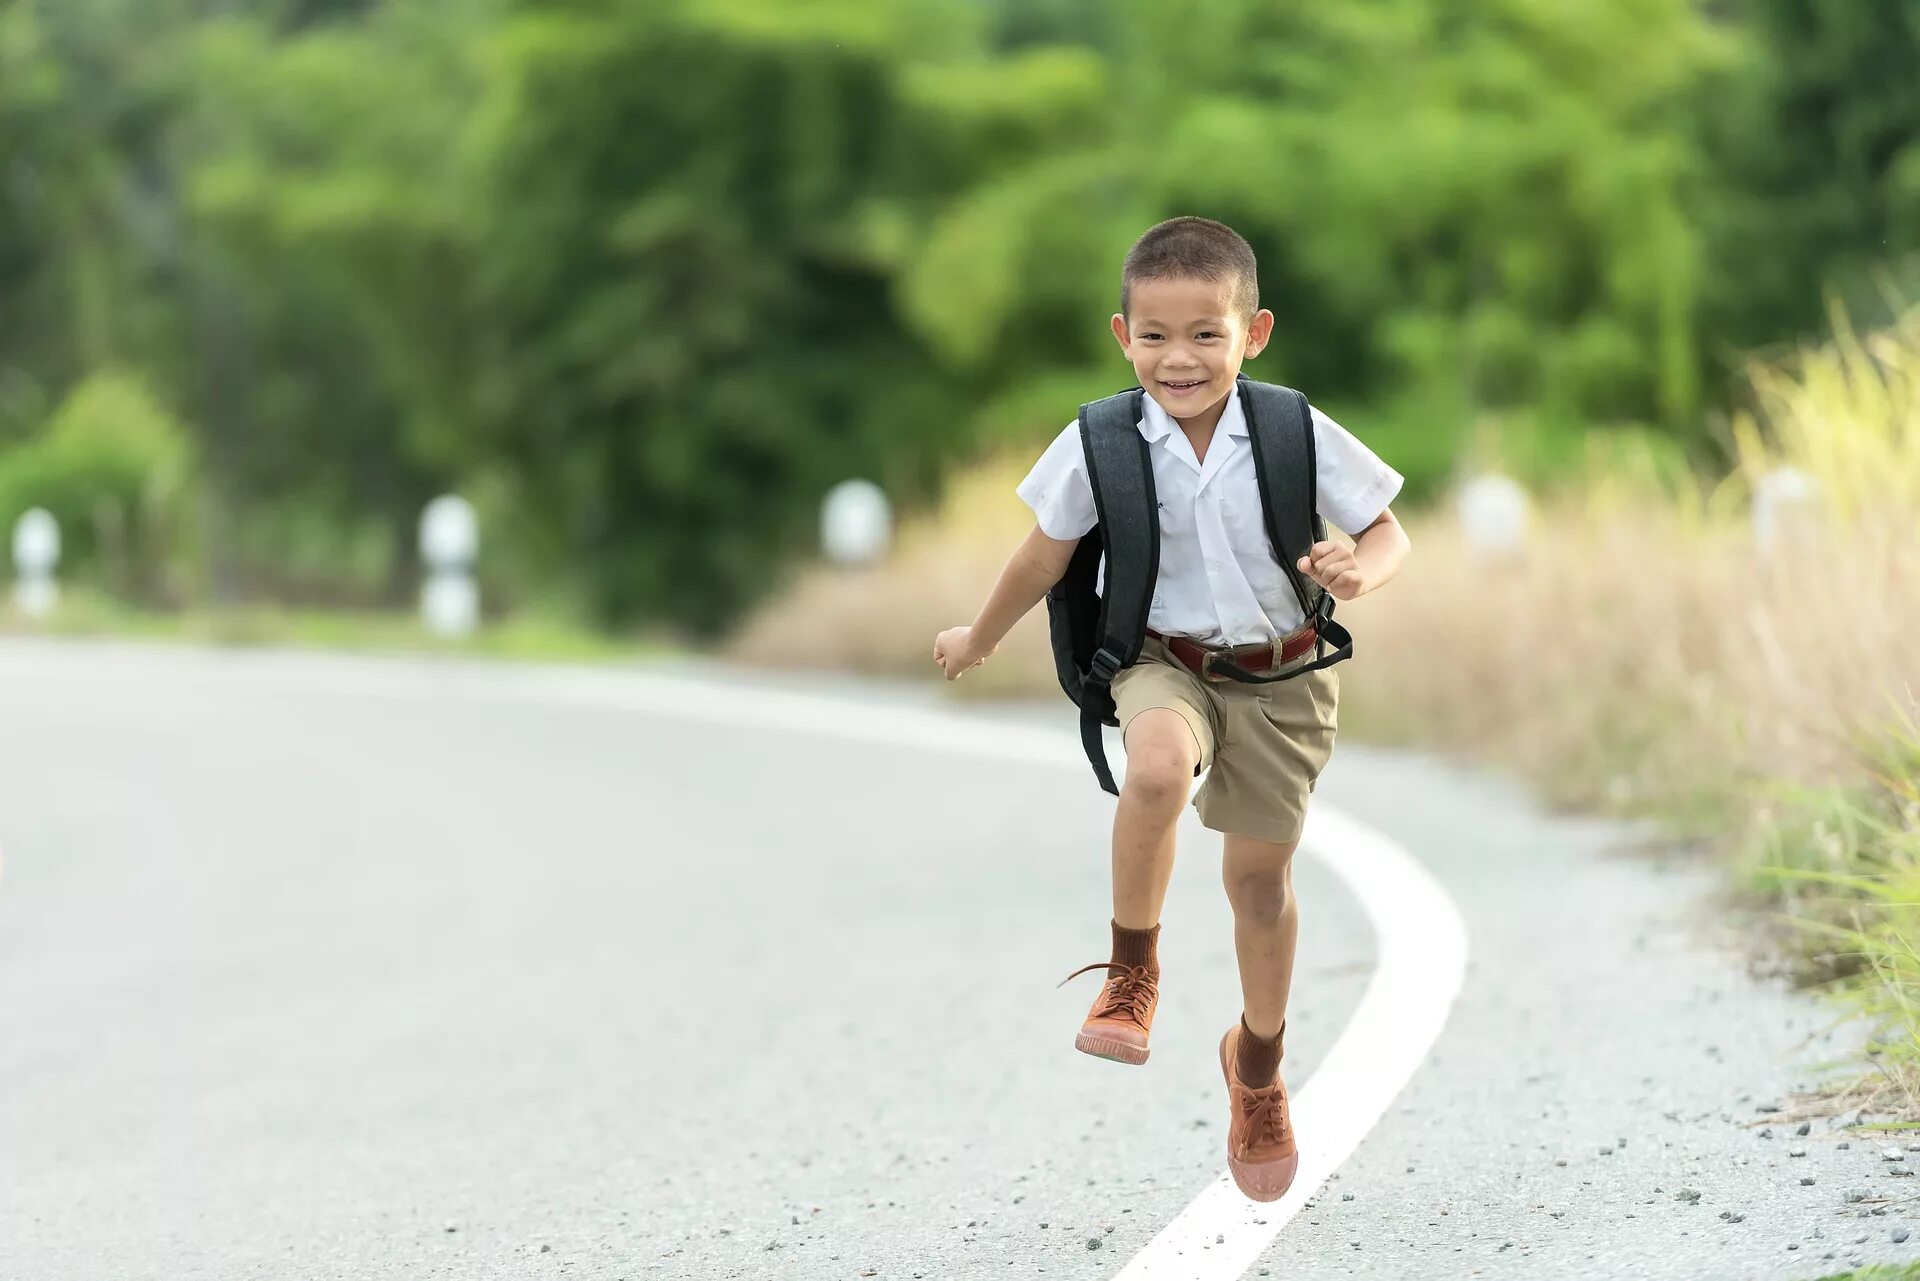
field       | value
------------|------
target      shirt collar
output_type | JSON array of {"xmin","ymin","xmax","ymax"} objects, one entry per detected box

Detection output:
[
  {"xmin": 1137, "ymin": 394, "xmax": 1176, "ymax": 443},
  {"xmin": 1137, "ymin": 383, "xmax": 1250, "ymax": 442},
  {"xmin": 1221, "ymin": 385, "xmax": 1252, "ymax": 437}
]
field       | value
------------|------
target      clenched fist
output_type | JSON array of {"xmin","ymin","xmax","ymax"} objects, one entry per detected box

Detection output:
[
  {"xmin": 932, "ymin": 626, "xmax": 995, "ymax": 680},
  {"xmin": 1296, "ymin": 540, "xmax": 1368, "ymax": 601}
]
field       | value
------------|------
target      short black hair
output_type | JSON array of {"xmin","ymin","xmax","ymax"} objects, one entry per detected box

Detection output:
[{"xmin": 1120, "ymin": 217, "xmax": 1259, "ymax": 318}]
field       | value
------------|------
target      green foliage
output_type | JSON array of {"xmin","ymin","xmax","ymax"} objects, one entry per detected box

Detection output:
[
  {"xmin": 1702, "ymin": 0, "xmax": 1920, "ymax": 357},
  {"xmin": 0, "ymin": 0, "xmax": 1915, "ymax": 630},
  {"xmin": 0, "ymin": 0, "xmax": 189, "ymax": 426},
  {"xmin": 1744, "ymin": 702, "xmax": 1920, "ymax": 1108},
  {"xmin": 472, "ymin": 0, "xmax": 969, "ymax": 632},
  {"xmin": 904, "ymin": 0, "xmax": 1729, "ymax": 449},
  {"xmin": 0, "ymin": 370, "xmax": 194, "ymax": 600},
  {"xmin": 167, "ymin": 7, "xmax": 490, "ymax": 601}
]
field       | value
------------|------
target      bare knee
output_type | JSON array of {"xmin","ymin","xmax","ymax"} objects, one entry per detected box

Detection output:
[
  {"xmin": 1224, "ymin": 849, "xmax": 1296, "ymax": 925},
  {"xmin": 1122, "ymin": 750, "xmax": 1191, "ymax": 812},
  {"xmin": 1122, "ymin": 714, "xmax": 1197, "ymax": 811}
]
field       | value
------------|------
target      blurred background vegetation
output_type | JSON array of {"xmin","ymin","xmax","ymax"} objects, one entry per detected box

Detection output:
[
  {"xmin": 8, "ymin": 0, "xmax": 1920, "ymax": 1126},
  {"xmin": 4, "ymin": 0, "xmax": 1917, "ymax": 638}
]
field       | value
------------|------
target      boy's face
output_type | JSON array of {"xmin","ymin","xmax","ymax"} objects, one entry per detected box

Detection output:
[{"xmin": 1110, "ymin": 274, "xmax": 1275, "ymax": 426}]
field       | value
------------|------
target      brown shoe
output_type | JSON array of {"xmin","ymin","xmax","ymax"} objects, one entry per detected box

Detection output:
[
  {"xmin": 1218, "ymin": 1021, "xmax": 1299, "ymax": 1201},
  {"xmin": 1059, "ymin": 961, "xmax": 1159, "ymax": 1065}
]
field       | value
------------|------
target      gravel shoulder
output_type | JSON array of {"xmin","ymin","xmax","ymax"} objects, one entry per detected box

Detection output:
[{"xmin": 1261, "ymin": 744, "xmax": 1917, "ymax": 1280}]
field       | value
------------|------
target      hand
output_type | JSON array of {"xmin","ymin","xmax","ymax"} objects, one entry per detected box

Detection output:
[
  {"xmin": 1296, "ymin": 540, "xmax": 1367, "ymax": 601},
  {"xmin": 932, "ymin": 625, "xmax": 995, "ymax": 680}
]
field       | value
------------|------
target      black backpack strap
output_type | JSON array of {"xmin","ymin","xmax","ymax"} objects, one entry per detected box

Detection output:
[
  {"xmin": 1213, "ymin": 377, "xmax": 1353, "ymax": 684},
  {"xmin": 1077, "ymin": 387, "xmax": 1157, "ymax": 794}
]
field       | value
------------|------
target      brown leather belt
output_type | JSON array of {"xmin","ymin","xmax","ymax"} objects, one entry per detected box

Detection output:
[{"xmin": 1146, "ymin": 623, "xmax": 1320, "ymax": 682}]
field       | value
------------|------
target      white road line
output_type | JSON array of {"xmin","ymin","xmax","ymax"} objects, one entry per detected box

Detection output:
[
  {"xmin": 0, "ymin": 642, "xmax": 1469, "ymax": 1279},
  {"xmin": 1110, "ymin": 804, "xmax": 1468, "ymax": 1279}
]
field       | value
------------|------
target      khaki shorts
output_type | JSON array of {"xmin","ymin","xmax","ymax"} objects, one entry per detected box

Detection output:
[{"xmin": 1111, "ymin": 633, "xmax": 1339, "ymax": 844}]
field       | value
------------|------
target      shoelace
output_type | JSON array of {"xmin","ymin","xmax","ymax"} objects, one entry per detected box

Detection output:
[
  {"xmin": 1236, "ymin": 1083, "xmax": 1291, "ymax": 1152},
  {"xmin": 1056, "ymin": 961, "xmax": 1158, "ymax": 1025}
]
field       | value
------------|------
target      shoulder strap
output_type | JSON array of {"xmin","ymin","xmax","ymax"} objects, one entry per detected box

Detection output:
[
  {"xmin": 1237, "ymin": 376, "xmax": 1322, "ymax": 617},
  {"xmin": 1075, "ymin": 386, "xmax": 1157, "ymax": 794},
  {"xmin": 1079, "ymin": 387, "xmax": 1158, "ymax": 679},
  {"xmin": 1228, "ymin": 375, "xmax": 1353, "ymax": 679}
]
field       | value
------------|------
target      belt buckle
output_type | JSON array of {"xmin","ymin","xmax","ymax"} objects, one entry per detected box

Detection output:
[
  {"xmin": 1200, "ymin": 641, "xmax": 1261, "ymax": 682},
  {"xmin": 1199, "ymin": 642, "xmax": 1244, "ymax": 683},
  {"xmin": 1197, "ymin": 645, "xmax": 1223, "ymax": 683}
]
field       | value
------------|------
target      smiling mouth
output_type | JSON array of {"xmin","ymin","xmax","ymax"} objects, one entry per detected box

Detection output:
[{"xmin": 1161, "ymin": 379, "xmax": 1207, "ymax": 394}]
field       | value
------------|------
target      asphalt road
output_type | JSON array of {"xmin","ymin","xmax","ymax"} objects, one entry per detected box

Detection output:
[{"xmin": 1, "ymin": 639, "xmax": 1915, "ymax": 1280}]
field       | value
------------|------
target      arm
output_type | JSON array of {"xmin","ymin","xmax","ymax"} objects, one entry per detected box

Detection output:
[
  {"xmin": 1297, "ymin": 506, "xmax": 1410, "ymax": 600},
  {"xmin": 933, "ymin": 524, "xmax": 1079, "ymax": 680}
]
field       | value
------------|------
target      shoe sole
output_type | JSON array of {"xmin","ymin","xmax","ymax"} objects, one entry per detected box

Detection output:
[
  {"xmin": 1218, "ymin": 1030, "xmax": 1299, "ymax": 1202},
  {"xmin": 1075, "ymin": 1030, "xmax": 1149, "ymax": 1065}
]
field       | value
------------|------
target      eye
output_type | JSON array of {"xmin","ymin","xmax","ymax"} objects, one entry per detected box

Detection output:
[
  {"xmin": 1138, "ymin": 332, "xmax": 1164, "ymax": 341},
  {"xmin": 1196, "ymin": 331, "xmax": 1219, "ymax": 340}
]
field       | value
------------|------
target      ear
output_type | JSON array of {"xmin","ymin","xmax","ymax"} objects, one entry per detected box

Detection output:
[
  {"xmin": 1243, "ymin": 309, "xmax": 1275, "ymax": 360},
  {"xmin": 1110, "ymin": 313, "xmax": 1131, "ymax": 353}
]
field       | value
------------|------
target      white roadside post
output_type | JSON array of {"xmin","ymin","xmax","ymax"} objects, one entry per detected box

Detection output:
[
  {"xmin": 1454, "ymin": 473, "xmax": 1529, "ymax": 559},
  {"xmin": 820, "ymin": 478, "xmax": 892, "ymax": 568},
  {"xmin": 12, "ymin": 508, "xmax": 60, "ymax": 619},
  {"xmin": 1751, "ymin": 465, "xmax": 1822, "ymax": 558},
  {"xmin": 419, "ymin": 495, "xmax": 479, "ymax": 639}
]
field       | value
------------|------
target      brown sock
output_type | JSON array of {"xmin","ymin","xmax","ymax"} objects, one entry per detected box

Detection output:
[
  {"xmin": 1235, "ymin": 1016, "xmax": 1284, "ymax": 1086},
  {"xmin": 1110, "ymin": 919, "xmax": 1160, "ymax": 973}
]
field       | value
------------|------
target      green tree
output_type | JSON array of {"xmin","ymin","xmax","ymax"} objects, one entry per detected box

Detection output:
[
  {"xmin": 162, "ymin": 3, "xmax": 494, "ymax": 601},
  {"xmin": 903, "ymin": 0, "xmax": 1730, "ymax": 485},
  {"xmin": 0, "ymin": 0, "xmax": 198, "ymax": 434},
  {"xmin": 0, "ymin": 370, "xmax": 194, "ymax": 601},
  {"xmin": 1701, "ymin": 0, "xmax": 1920, "ymax": 363},
  {"xmin": 473, "ymin": 0, "xmax": 971, "ymax": 632}
]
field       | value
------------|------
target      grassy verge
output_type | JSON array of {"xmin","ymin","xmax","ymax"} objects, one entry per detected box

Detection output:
[
  {"xmin": 1743, "ymin": 708, "xmax": 1920, "ymax": 1122},
  {"xmin": 1813, "ymin": 1265, "xmax": 1920, "ymax": 1281},
  {"xmin": 0, "ymin": 587, "xmax": 662, "ymax": 664},
  {"xmin": 732, "ymin": 308, "xmax": 1920, "ymax": 1120}
]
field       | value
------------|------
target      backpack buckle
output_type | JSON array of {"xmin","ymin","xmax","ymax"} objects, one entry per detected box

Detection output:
[{"xmin": 1087, "ymin": 648, "xmax": 1124, "ymax": 685}]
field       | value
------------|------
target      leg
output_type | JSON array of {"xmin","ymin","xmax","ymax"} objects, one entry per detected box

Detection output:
[
  {"xmin": 1112, "ymin": 708, "xmax": 1201, "ymax": 928},
  {"xmin": 1073, "ymin": 663, "xmax": 1213, "ymax": 1065},
  {"xmin": 1222, "ymin": 832, "xmax": 1301, "ymax": 1039},
  {"xmin": 1203, "ymin": 670, "xmax": 1328, "ymax": 1201},
  {"xmin": 1215, "ymin": 829, "xmax": 1303, "ymax": 1201}
]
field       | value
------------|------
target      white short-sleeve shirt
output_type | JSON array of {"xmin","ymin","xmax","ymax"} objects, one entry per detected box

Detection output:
[{"xmin": 1016, "ymin": 389, "xmax": 1403, "ymax": 646}]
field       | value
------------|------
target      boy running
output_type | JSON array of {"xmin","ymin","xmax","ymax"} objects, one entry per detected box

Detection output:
[{"xmin": 932, "ymin": 217, "xmax": 1411, "ymax": 1201}]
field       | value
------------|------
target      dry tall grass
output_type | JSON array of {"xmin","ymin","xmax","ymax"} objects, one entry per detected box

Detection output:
[
  {"xmin": 1336, "ymin": 492, "xmax": 1913, "ymax": 820},
  {"xmin": 728, "ymin": 456, "xmax": 1062, "ymax": 700}
]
